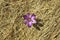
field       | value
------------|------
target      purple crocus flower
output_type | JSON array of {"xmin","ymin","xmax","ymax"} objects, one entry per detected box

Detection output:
[{"xmin": 23, "ymin": 13, "xmax": 36, "ymax": 27}]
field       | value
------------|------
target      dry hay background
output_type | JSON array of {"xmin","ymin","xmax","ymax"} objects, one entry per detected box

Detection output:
[{"xmin": 0, "ymin": 0, "xmax": 60, "ymax": 40}]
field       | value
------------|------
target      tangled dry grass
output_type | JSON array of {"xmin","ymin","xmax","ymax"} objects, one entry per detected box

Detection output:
[{"xmin": 0, "ymin": 0, "xmax": 60, "ymax": 40}]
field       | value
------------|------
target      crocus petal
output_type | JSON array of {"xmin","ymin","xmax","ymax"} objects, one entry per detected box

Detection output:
[
  {"xmin": 32, "ymin": 20, "xmax": 36, "ymax": 24},
  {"xmin": 27, "ymin": 21, "xmax": 32, "ymax": 27},
  {"xmin": 27, "ymin": 13, "xmax": 30, "ymax": 16},
  {"xmin": 24, "ymin": 20, "xmax": 32, "ymax": 27},
  {"xmin": 27, "ymin": 13, "xmax": 31, "ymax": 18},
  {"xmin": 32, "ymin": 13, "xmax": 36, "ymax": 17},
  {"xmin": 23, "ymin": 15, "xmax": 28, "ymax": 19},
  {"xmin": 24, "ymin": 19, "xmax": 28, "ymax": 24},
  {"xmin": 31, "ymin": 16, "xmax": 35, "ymax": 21},
  {"xmin": 31, "ymin": 14, "xmax": 36, "ymax": 20}
]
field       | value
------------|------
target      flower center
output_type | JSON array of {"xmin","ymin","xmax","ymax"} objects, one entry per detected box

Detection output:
[{"xmin": 27, "ymin": 18, "xmax": 31, "ymax": 22}]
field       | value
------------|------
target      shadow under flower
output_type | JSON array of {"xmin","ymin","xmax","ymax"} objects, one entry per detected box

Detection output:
[{"xmin": 33, "ymin": 19, "xmax": 44, "ymax": 30}]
